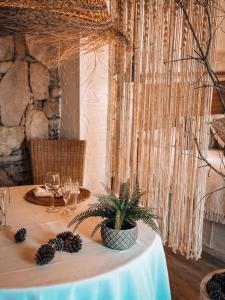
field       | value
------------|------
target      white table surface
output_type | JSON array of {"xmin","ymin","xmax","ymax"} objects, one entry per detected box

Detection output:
[{"xmin": 0, "ymin": 185, "xmax": 171, "ymax": 300}]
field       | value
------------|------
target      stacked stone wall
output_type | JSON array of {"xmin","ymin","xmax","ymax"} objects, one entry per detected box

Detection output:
[{"xmin": 0, "ymin": 35, "xmax": 62, "ymax": 186}]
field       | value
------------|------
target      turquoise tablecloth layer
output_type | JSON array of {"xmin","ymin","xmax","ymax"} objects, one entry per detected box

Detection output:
[{"xmin": 0, "ymin": 235, "xmax": 171, "ymax": 300}]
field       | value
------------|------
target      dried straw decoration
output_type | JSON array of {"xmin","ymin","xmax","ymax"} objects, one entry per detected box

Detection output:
[
  {"xmin": 107, "ymin": 0, "xmax": 219, "ymax": 259},
  {"xmin": 0, "ymin": 0, "xmax": 128, "ymax": 63}
]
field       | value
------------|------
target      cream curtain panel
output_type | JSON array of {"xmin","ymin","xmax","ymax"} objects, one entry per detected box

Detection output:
[{"xmin": 106, "ymin": 0, "xmax": 218, "ymax": 259}]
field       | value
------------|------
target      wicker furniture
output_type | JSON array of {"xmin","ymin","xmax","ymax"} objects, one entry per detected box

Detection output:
[
  {"xmin": 200, "ymin": 269, "xmax": 225, "ymax": 300},
  {"xmin": 30, "ymin": 139, "xmax": 86, "ymax": 185}
]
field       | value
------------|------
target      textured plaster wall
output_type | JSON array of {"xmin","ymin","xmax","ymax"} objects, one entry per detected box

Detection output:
[{"xmin": 80, "ymin": 49, "xmax": 109, "ymax": 193}]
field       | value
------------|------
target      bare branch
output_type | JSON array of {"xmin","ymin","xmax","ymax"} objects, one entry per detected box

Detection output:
[
  {"xmin": 204, "ymin": 186, "xmax": 225, "ymax": 198},
  {"xmin": 175, "ymin": 0, "xmax": 206, "ymax": 59},
  {"xmin": 194, "ymin": 84, "xmax": 213, "ymax": 90},
  {"xmin": 194, "ymin": 138, "xmax": 225, "ymax": 178},
  {"xmin": 196, "ymin": 186, "xmax": 225, "ymax": 209},
  {"xmin": 164, "ymin": 56, "xmax": 201, "ymax": 64},
  {"xmin": 198, "ymin": 164, "xmax": 210, "ymax": 168},
  {"xmin": 175, "ymin": 0, "xmax": 225, "ymax": 112}
]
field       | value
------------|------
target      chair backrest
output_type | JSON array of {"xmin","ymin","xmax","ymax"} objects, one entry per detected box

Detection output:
[{"xmin": 30, "ymin": 139, "xmax": 86, "ymax": 185}]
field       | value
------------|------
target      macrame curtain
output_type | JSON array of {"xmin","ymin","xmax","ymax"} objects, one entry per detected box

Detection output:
[{"xmin": 106, "ymin": 0, "xmax": 218, "ymax": 259}]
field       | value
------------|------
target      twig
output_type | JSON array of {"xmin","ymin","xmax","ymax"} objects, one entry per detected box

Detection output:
[
  {"xmin": 196, "ymin": 185, "xmax": 225, "ymax": 209},
  {"xmin": 164, "ymin": 56, "xmax": 201, "ymax": 64},
  {"xmin": 194, "ymin": 138, "xmax": 225, "ymax": 178},
  {"xmin": 198, "ymin": 164, "xmax": 210, "ymax": 168},
  {"xmin": 175, "ymin": 0, "xmax": 225, "ymax": 112},
  {"xmin": 194, "ymin": 84, "xmax": 213, "ymax": 89}
]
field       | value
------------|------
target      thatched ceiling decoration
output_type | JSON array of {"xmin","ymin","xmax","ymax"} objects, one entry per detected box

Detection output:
[{"xmin": 0, "ymin": 0, "xmax": 128, "ymax": 62}]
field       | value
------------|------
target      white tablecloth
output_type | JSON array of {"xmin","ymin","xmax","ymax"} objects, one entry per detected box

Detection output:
[{"xmin": 0, "ymin": 186, "xmax": 171, "ymax": 300}]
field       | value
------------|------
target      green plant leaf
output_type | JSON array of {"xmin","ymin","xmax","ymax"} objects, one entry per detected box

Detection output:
[
  {"xmin": 88, "ymin": 201, "xmax": 115, "ymax": 213},
  {"xmin": 119, "ymin": 183, "xmax": 129, "ymax": 209},
  {"xmin": 91, "ymin": 222, "xmax": 104, "ymax": 238},
  {"xmin": 124, "ymin": 216, "xmax": 136, "ymax": 227},
  {"xmin": 68, "ymin": 208, "xmax": 114, "ymax": 229},
  {"xmin": 126, "ymin": 207, "xmax": 159, "ymax": 232},
  {"xmin": 129, "ymin": 182, "xmax": 145, "ymax": 208},
  {"xmin": 95, "ymin": 194, "xmax": 120, "ymax": 210},
  {"xmin": 91, "ymin": 219, "xmax": 114, "ymax": 237}
]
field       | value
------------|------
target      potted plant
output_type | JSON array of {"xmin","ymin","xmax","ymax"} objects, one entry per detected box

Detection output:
[{"xmin": 68, "ymin": 182, "xmax": 159, "ymax": 250}]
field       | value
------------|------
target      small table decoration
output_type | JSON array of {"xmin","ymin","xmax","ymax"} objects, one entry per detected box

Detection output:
[
  {"xmin": 13, "ymin": 227, "xmax": 83, "ymax": 266},
  {"xmin": 35, "ymin": 244, "xmax": 56, "ymax": 266},
  {"xmin": 35, "ymin": 231, "xmax": 83, "ymax": 265},
  {"xmin": 24, "ymin": 187, "xmax": 90, "ymax": 207},
  {"xmin": 69, "ymin": 182, "xmax": 159, "ymax": 250},
  {"xmin": 14, "ymin": 228, "xmax": 27, "ymax": 243}
]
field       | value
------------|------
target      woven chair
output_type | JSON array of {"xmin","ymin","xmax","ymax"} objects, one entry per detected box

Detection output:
[{"xmin": 30, "ymin": 139, "xmax": 86, "ymax": 185}]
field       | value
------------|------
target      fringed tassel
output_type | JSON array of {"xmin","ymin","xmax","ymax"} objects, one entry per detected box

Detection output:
[{"xmin": 204, "ymin": 210, "xmax": 225, "ymax": 225}]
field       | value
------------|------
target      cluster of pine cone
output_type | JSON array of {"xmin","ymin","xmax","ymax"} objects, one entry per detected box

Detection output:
[
  {"xmin": 206, "ymin": 272, "xmax": 225, "ymax": 300},
  {"xmin": 36, "ymin": 231, "xmax": 82, "ymax": 266},
  {"xmin": 14, "ymin": 228, "xmax": 82, "ymax": 266}
]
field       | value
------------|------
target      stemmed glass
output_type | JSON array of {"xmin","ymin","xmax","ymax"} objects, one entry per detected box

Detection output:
[
  {"xmin": 70, "ymin": 181, "xmax": 79, "ymax": 211},
  {"xmin": 61, "ymin": 177, "xmax": 73, "ymax": 216},
  {"xmin": 44, "ymin": 172, "xmax": 60, "ymax": 213},
  {"xmin": 61, "ymin": 176, "xmax": 72, "ymax": 186},
  {"xmin": 0, "ymin": 187, "xmax": 11, "ymax": 230}
]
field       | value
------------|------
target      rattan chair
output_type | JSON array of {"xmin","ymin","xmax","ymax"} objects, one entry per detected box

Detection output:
[{"xmin": 30, "ymin": 139, "xmax": 86, "ymax": 185}]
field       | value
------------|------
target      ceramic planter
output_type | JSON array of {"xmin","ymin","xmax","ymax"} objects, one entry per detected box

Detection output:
[{"xmin": 101, "ymin": 221, "xmax": 138, "ymax": 250}]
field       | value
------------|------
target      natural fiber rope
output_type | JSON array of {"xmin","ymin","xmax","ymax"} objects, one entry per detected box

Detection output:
[
  {"xmin": 107, "ymin": 0, "xmax": 218, "ymax": 259},
  {"xmin": 0, "ymin": 0, "xmax": 128, "ymax": 63}
]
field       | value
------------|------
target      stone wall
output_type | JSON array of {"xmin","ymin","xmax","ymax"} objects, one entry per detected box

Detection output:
[{"xmin": 0, "ymin": 35, "xmax": 62, "ymax": 186}]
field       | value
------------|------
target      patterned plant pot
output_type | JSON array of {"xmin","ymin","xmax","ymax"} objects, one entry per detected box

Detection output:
[{"xmin": 101, "ymin": 221, "xmax": 138, "ymax": 250}]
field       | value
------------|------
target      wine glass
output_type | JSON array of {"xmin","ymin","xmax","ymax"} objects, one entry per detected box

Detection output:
[
  {"xmin": 70, "ymin": 181, "xmax": 79, "ymax": 211},
  {"xmin": 44, "ymin": 172, "xmax": 60, "ymax": 213},
  {"xmin": 61, "ymin": 180, "xmax": 73, "ymax": 216},
  {"xmin": 0, "ymin": 187, "xmax": 11, "ymax": 230},
  {"xmin": 61, "ymin": 176, "xmax": 72, "ymax": 186}
]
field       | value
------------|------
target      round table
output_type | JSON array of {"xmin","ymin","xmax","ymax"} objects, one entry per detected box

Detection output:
[{"xmin": 0, "ymin": 186, "xmax": 171, "ymax": 300}]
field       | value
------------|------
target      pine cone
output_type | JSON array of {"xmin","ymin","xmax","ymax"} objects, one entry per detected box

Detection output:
[
  {"xmin": 208, "ymin": 289, "xmax": 225, "ymax": 300},
  {"xmin": 56, "ymin": 231, "xmax": 74, "ymax": 241},
  {"xmin": 63, "ymin": 234, "xmax": 82, "ymax": 253},
  {"xmin": 221, "ymin": 280, "xmax": 225, "ymax": 294},
  {"xmin": 207, "ymin": 278, "xmax": 225, "ymax": 300},
  {"xmin": 213, "ymin": 273, "xmax": 225, "ymax": 293},
  {"xmin": 48, "ymin": 238, "xmax": 64, "ymax": 251},
  {"xmin": 35, "ymin": 244, "xmax": 55, "ymax": 266},
  {"xmin": 213, "ymin": 273, "xmax": 225, "ymax": 285},
  {"xmin": 15, "ymin": 228, "xmax": 27, "ymax": 243}
]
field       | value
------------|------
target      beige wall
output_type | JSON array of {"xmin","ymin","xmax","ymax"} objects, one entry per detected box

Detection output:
[
  {"xmin": 80, "ymin": 48, "xmax": 109, "ymax": 193},
  {"xmin": 59, "ymin": 48, "xmax": 109, "ymax": 193},
  {"xmin": 59, "ymin": 56, "xmax": 80, "ymax": 139}
]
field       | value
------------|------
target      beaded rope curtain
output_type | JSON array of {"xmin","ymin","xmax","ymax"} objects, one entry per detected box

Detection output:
[{"xmin": 107, "ymin": 0, "xmax": 218, "ymax": 259}]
